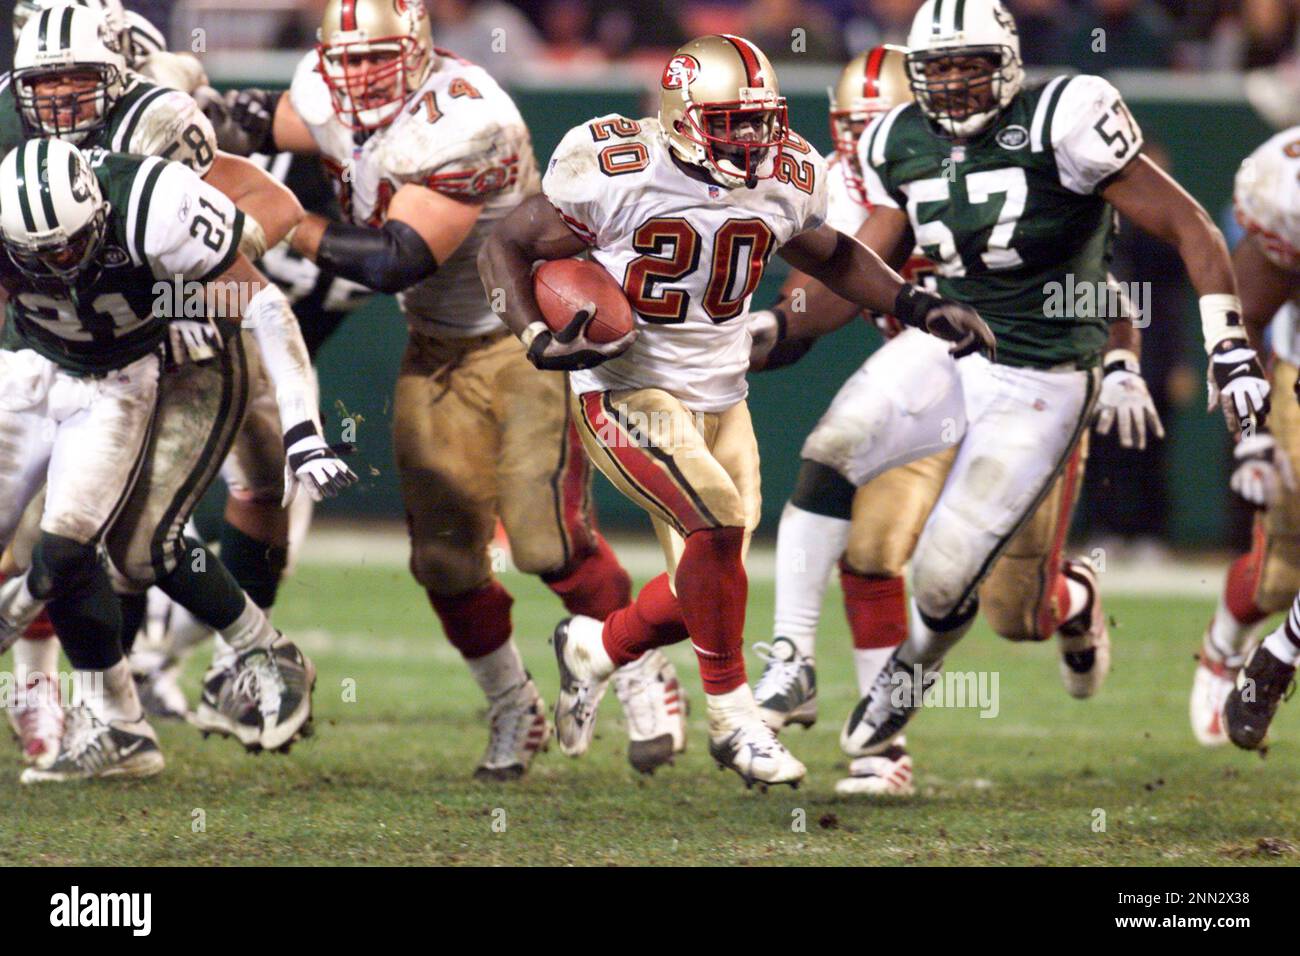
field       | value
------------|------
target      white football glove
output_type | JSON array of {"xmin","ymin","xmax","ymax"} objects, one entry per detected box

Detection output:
[
  {"xmin": 1230, "ymin": 430, "xmax": 1297, "ymax": 508},
  {"xmin": 282, "ymin": 421, "xmax": 358, "ymax": 506},
  {"xmin": 166, "ymin": 319, "xmax": 221, "ymax": 366},
  {"xmin": 1094, "ymin": 350, "xmax": 1165, "ymax": 451},
  {"xmin": 1207, "ymin": 338, "xmax": 1270, "ymax": 433}
]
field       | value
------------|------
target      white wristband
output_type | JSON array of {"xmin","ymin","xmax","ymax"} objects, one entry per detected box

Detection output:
[
  {"xmin": 1200, "ymin": 293, "xmax": 1245, "ymax": 353},
  {"xmin": 1102, "ymin": 348, "xmax": 1140, "ymax": 373},
  {"xmin": 238, "ymin": 215, "xmax": 268, "ymax": 262},
  {"xmin": 519, "ymin": 321, "xmax": 548, "ymax": 351}
]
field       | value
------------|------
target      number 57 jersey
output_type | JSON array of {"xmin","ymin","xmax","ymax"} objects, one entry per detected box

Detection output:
[
  {"xmin": 860, "ymin": 74, "xmax": 1142, "ymax": 371},
  {"xmin": 544, "ymin": 115, "xmax": 827, "ymax": 413}
]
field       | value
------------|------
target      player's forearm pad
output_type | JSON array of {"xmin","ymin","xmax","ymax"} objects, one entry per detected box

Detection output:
[{"xmin": 316, "ymin": 218, "xmax": 438, "ymax": 295}]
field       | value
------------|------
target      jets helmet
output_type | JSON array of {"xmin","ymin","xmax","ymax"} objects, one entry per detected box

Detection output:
[
  {"xmin": 13, "ymin": 4, "xmax": 128, "ymax": 144},
  {"xmin": 13, "ymin": 0, "xmax": 129, "ymax": 53},
  {"xmin": 658, "ymin": 34, "xmax": 789, "ymax": 190},
  {"xmin": 316, "ymin": 0, "xmax": 435, "ymax": 132},
  {"xmin": 0, "ymin": 138, "xmax": 110, "ymax": 285},
  {"xmin": 905, "ymin": 0, "xmax": 1023, "ymax": 139}
]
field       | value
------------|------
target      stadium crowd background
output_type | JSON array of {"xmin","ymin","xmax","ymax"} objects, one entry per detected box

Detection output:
[{"xmin": 1, "ymin": 0, "xmax": 1297, "ymax": 560}]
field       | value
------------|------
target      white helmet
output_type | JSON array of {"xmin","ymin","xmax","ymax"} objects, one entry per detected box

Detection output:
[
  {"xmin": 905, "ymin": 0, "xmax": 1023, "ymax": 139},
  {"xmin": 0, "ymin": 138, "xmax": 110, "ymax": 285},
  {"xmin": 13, "ymin": 0, "xmax": 129, "ymax": 52},
  {"xmin": 13, "ymin": 3, "xmax": 128, "ymax": 145}
]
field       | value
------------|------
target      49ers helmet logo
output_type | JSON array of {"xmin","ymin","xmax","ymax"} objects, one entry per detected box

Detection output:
[{"xmin": 662, "ymin": 54, "xmax": 700, "ymax": 90}]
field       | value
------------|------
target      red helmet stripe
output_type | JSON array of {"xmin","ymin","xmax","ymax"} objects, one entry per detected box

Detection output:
[
  {"xmin": 340, "ymin": 0, "xmax": 357, "ymax": 31},
  {"xmin": 864, "ymin": 46, "xmax": 886, "ymax": 99},
  {"xmin": 721, "ymin": 34, "xmax": 763, "ymax": 87}
]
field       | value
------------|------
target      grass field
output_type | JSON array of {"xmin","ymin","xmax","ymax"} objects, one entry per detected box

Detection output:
[{"xmin": 5, "ymin": 547, "xmax": 1300, "ymax": 867}]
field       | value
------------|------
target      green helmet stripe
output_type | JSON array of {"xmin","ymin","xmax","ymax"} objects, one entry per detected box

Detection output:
[
  {"xmin": 15, "ymin": 140, "xmax": 38, "ymax": 232},
  {"xmin": 36, "ymin": 7, "xmax": 52, "ymax": 53},
  {"xmin": 954, "ymin": 0, "xmax": 966, "ymax": 30},
  {"xmin": 37, "ymin": 138, "xmax": 58, "ymax": 230},
  {"xmin": 58, "ymin": 5, "xmax": 74, "ymax": 50},
  {"xmin": 931, "ymin": 0, "xmax": 943, "ymax": 33}
]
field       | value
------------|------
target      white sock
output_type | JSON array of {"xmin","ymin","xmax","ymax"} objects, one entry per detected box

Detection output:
[
  {"xmin": 285, "ymin": 491, "xmax": 315, "ymax": 577},
  {"xmin": 853, "ymin": 646, "xmax": 895, "ymax": 697},
  {"xmin": 1263, "ymin": 598, "xmax": 1300, "ymax": 666},
  {"xmin": 217, "ymin": 595, "xmax": 277, "ymax": 653},
  {"xmin": 211, "ymin": 634, "xmax": 237, "ymax": 672},
  {"xmin": 1205, "ymin": 595, "xmax": 1257, "ymax": 666},
  {"xmin": 899, "ymin": 597, "xmax": 973, "ymax": 670},
  {"xmin": 705, "ymin": 682, "xmax": 759, "ymax": 737},
  {"xmin": 0, "ymin": 573, "xmax": 44, "ymax": 629},
  {"xmin": 79, "ymin": 659, "xmax": 144, "ymax": 724},
  {"xmin": 1063, "ymin": 576, "xmax": 1090, "ymax": 623},
  {"xmin": 773, "ymin": 503, "xmax": 852, "ymax": 659},
  {"xmin": 13, "ymin": 635, "xmax": 59, "ymax": 685},
  {"xmin": 466, "ymin": 640, "xmax": 528, "ymax": 700}
]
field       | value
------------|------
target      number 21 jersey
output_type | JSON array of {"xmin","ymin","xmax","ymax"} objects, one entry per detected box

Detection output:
[{"xmin": 544, "ymin": 115, "xmax": 827, "ymax": 412}]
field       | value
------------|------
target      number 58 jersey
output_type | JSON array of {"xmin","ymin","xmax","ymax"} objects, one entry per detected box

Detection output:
[{"xmin": 544, "ymin": 115, "xmax": 827, "ymax": 413}]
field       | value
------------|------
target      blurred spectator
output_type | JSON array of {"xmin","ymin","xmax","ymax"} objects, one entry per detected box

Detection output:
[
  {"xmin": 1008, "ymin": 0, "xmax": 1080, "ymax": 66},
  {"xmin": 539, "ymin": 0, "xmax": 605, "ymax": 65},
  {"xmin": 747, "ymin": 0, "xmax": 845, "ymax": 62},
  {"xmin": 1066, "ymin": 0, "xmax": 1175, "ymax": 70},
  {"xmin": 843, "ymin": 0, "xmax": 923, "ymax": 56},
  {"xmin": 430, "ymin": 0, "xmax": 544, "ymax": 79},
  {"xmin": 590, "ymin": 1, "xmax": 685, "ymax": 60}
]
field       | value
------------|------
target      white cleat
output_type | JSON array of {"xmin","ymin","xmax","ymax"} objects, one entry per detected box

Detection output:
[
  {"xmin": 475, "ymin": 677, "xmax": 551, "ymax": 781},
  {"xmin": 707, "ymin": 684, "xmax": 806, "ymax": 790},
  {"xmin": 1190, "ymin": 650, "xmax": 1238, "ymax": 747},
  {"xmin": 752, "ymin": 637, "xmax": 816, "ymax": 732},
  {"xmin": 131, "ymin": 652, "xmax": 189, "ymax": 721},
  {"xmin": 1057, "ymin": 557, "xmax": 1110, "ymax": 699},
  {"xmin": 550, "ymin": 616, "xmax": 614, "ymax": 757},
  {"xmin": 834, "ymin": 742, "xmax": 914, "ymax": 796},
  {"xmin": 7, "ymin": 675, "xmax": 63, "ymax": 768},
  {"xmin": 20, "ymin": 706, "xmax": 164, "ymax": 783},
  {"xmin": 612, "ymin": 648, "xmax": 687, "ymax": 774}
]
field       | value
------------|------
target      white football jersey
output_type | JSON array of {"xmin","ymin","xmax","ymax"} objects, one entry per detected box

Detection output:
[
  {"xmin": 1235, "ymin": 127, "xmax": 1300, "ymax": 364},
  {"xmin": 290, "ymin": 48, "xmax": 539, "ymax": 339},
  {"xmin": 825, "ymin": 153, "xmax": 870, "ymax": 235},
  {"xmin": 107, "ymin": 77, "xmax": 217, "ymax": 176},
  {"xmin": 545, "ymin": 115, "xmax": 827, "ymax": 412}
]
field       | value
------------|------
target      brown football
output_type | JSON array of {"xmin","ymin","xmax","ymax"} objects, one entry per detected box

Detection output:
[{"xmin": 533, "ymin": 258, "xmax": 635, "ymax": 345}]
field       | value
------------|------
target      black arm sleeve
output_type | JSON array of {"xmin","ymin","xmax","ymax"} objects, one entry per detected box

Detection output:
[{"xmin": 315, "ymin": 218, "xmax": 439, "ymax": 294}]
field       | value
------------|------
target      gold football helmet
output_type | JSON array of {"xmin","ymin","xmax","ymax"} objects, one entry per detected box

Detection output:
[
  {"xmin": 830, "ymin": 45, "xmax": 912, "ymax": 205},
  {"xmin": 658, "ymin": 34, "xmax": 788, "ymax": 190},
  {"xmin": 317, "ymin": 0, "xmax": 435, "ymax": 132}
]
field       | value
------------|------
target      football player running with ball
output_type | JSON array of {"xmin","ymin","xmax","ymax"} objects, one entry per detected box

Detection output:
[
  {"xmin": 749, "ymin": 0, "xmax": 1266, "ymax": 762},
  {"xmin": 1200, "ymin": 128, "xmax": 1300, "ymax": 750},
  {"xmin": 213, "ymin": 0, "xmax": 689, "ymax": 780},
  {"xmin": 479, "ymin": 33, "xmax": 994, "ymax": 790},
  {"xmin": 749, "ymin": 45, "xmax": 1162, "ymax": 796}
]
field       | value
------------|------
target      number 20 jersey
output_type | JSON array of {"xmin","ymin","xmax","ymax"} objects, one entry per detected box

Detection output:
[
  {"xmin": 544, "ymin": 115, "xmax": 827, "ymax": 413},
  {"xmin": 861, "ymin": 74, "xmax": 1142, "ymax": 370},
  {"xmin": 289, "ymin": 49, "xmax": 538, "ymax": 339}
]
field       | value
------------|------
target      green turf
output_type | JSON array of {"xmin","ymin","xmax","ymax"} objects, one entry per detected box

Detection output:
[{"xmin": 5, "ymin": 563, "xmax": 1299, "ymax": 866}]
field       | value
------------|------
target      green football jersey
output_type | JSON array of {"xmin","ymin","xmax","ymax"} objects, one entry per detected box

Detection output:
[
  {"xmin": 862, "ymin": 74, "xmax": 1144, "ymax": 369},
  {"xmin": 2, "ymin": 148, "xmax": 244, "ymax": 375},
  {"xmin": 0, "ymin": 70, "xmax": 217, "ymax": 174}
]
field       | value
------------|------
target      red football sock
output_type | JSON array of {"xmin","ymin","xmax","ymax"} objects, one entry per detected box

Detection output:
[
  {"xmin": 22, "ymin": 614, "xmax": 55, "ymax": 640},
  {"xmin": 675, "ymin": 526, "xmax": 748, "ymax": 695},
  {"xmin": 840, "ymin": 567, "xmax": 907, "ymax": 651},
  {"xmin": 427, "ymin": 580, "xmax": 514, "ymax": 660},
  {"xmin": 543, "ymin": 535, "xmax": 632, "ymax": 620},
  {"xmin": 1224, "ymin": 548, "xmax": 1268, "ymax": 626},
  {"xmin": 602, "ymin": 572, "xmax": 689, "ymax": 667}
]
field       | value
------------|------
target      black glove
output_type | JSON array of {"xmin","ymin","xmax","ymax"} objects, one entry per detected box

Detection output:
[
  {"xmin": 205, "ymin": 88, "xmax": 280, "ymax": 156},
  {"xmin": 893, "ymin": 285, "xmax": 996, "ymax": 359},
  {"xmin": 521, "ymin": 309, "xmax": 636, "ymax": 371},
  {"xmin": 1206, "ymin": 337, "xmax": 1270, "ymax": 434}
]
